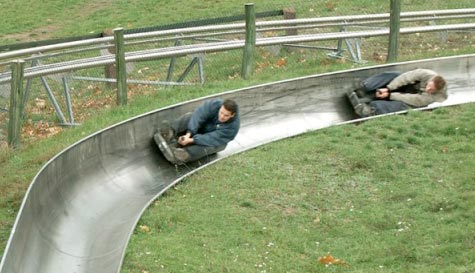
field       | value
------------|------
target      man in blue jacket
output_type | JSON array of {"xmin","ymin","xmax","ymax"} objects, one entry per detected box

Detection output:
[{"xmin": 155, "ymin": 98, "xmax": 240, "ymax": 165}]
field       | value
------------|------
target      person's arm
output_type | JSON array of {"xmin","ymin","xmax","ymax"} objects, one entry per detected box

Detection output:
[
  {"xmin": 389, "ymin": 92, "xmax": 436, "ymax": 107},
  {"xmin": 187, "ymin": 102, "xmax": 212, "ymax": 135},
  {"xmin": 386, "ymin": 69, "xmax": 436, "ymax": 91},
  {"xmin": 187, "ymin": 100, "xmax": 222, "ymax": 135},
  {"xmin": 192, "ymin": 125, "xmax": 238, "ymax": 147},
  {"xmin": 376, "ymin": 86, "xmax": 437, "ymax": 107}
]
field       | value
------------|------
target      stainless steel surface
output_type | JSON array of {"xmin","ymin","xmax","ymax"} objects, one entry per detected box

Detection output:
[{"xmin": 1, "ymin": 55, "xmax": 474, "ymax": 273}]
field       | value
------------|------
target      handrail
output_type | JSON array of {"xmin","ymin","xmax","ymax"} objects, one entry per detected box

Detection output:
[
  {"xmin": 0, "ymin": 8, "xmax": 474, "ymax": 62},
  {"xmin": 0, "ymin": 22, "xmax": 474, "ymax": 83},
  {"xmin": 256, "ymin": 8, "xmax": 475, "ymax": 27}
]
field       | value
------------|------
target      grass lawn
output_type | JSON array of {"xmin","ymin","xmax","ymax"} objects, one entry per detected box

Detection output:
[
  {"xmin": 121, "ymin": 104, "xmax": 475, "ymax": 273},
  {"xmin": 0, "ymin": 0, "xmax": 474, "ymax": 272}
]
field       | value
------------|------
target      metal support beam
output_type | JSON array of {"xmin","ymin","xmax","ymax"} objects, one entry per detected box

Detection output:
[
  {"xmin": 176, "ymin": 56, "xmax": 204, "ymax": 84},
  {"xmin": 22, "ymin": 60, "xmax": 36, "ymax": 119},
  {"xmin": 166, "ymin": 39, "xmax": 183, "ymax": 83},
  {"xmin": 39, "ymin": 76, "xmax": 67, "ymax": 124},
  {"xmin": 197, "ymin": 56, "xmax": 204, "ymax": 84},
  {"xmin": 327, "ymin": 25, "xmax": 365, "ymax": 63},
  {"xmin": 61, "ymin": 77, "xmax": 78, "ymax": 126}
]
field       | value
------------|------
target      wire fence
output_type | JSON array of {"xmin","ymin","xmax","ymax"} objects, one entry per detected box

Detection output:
[{"xmin": 1, "ymin": 5, "xmax": 474, "ymax": 147}]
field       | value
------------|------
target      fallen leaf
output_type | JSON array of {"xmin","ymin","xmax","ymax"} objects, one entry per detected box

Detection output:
[
  {"xmin": 139, "ymin": 225, "xmax": 151, "ymax": 233},
  {"xmin": 318, "ymin": 254, "xmax": 349, "ymax": 266},
  {"xmin": 276, "ymin": 58, "xmax": 287, "ymax": 67},
  {"xmin": 35, "ymin": 98, "xmax": 46, "ymax": 109}
]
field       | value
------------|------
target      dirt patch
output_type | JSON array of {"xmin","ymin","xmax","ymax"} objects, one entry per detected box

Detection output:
[{"xmin": 1, "ymin": 25, "xmax": 61, "ymax": 43}]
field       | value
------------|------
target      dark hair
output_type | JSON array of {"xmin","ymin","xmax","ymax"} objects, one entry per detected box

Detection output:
[
  {"xmin": 432, "ymin": 75, "xmax": 446, "ymax": 91},
  {"xmin": 222, "ymin": 99, "xmax": 238, "ymax": 114}
]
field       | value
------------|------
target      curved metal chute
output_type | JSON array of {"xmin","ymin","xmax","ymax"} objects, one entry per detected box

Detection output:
[{"xmin": 1, "ymin": 54, "xmax": 474, "ymax": 273}]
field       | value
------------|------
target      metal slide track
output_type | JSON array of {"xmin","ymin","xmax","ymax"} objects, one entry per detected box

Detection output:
[{"xmin": 1, "ymin": 55, "xmax": 474, "ymax": 273}]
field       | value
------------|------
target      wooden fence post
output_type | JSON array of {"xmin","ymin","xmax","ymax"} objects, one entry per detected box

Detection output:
[
  {"xmin": 103, "ymin": 28, "xmax": 117, "ymax": 88},
  {"xmin": 387, "ymin": 0, "xmax": 401, "ymax": 63},
  {"xmin": 283, "ymin": 8, "xmax": 297, "ymax": 36},
  {"xmin": 283, "ymin": 7, "xmax": 297, "ymax": 53},
  {"xmin": 8, "ymin": 60, "xmax": 25, "ymax": 148},
  {"xmin": 114, "ymin": 28, "xmax": 127, "ymax": 106},
  {"xmin": 241, "ymin": 3, "xmax": 256, "ymax": 80}
]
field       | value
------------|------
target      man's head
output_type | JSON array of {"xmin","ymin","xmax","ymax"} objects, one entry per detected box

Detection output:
[
  {"xmin": 218, "ymin": 99, "xmax": 238, "ymax": 123},
  {"xmin": 426, "ymin": 75, "xmax": 446, "ymax": 94}
]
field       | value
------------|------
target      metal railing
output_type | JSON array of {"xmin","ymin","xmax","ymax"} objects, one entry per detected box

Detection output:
[
  {"xmin": 1, "ymin": 7, "xmax": 474, "ymax": 147},
  {"xmin": 2, "ymin": 8, "xmax": 475, "ymax": 67}
]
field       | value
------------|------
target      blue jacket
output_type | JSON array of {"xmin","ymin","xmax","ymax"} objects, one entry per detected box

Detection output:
[{"xmin": 188, "ymin": 99, "xmax": 240, "ymax": 147}]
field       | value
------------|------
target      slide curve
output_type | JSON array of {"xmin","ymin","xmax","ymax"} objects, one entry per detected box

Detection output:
[{"xmin": 1, "ymin": 55, "xmax": 474, "ymax": 273}]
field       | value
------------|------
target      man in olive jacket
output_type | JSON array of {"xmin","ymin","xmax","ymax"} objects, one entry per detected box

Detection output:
[
  {"xmin": 155, "ymin": 98, "xmax": 240, "ymax": 165},
  {"xmin": 353, "ymin": 69, "xmax": 448, "ymax": 117}
]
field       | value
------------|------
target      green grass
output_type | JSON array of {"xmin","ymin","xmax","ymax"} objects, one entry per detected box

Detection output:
[
  {"xmin": 122, "ymin": 105, "xmax": 475, "ymax": 273},
  {"xmin": 1, "ymin": 0, "xmax": 474, "ymax": 44},
  {"xmin": 0, "ymin": 0, "xmax": 475, "ymax": 272}
]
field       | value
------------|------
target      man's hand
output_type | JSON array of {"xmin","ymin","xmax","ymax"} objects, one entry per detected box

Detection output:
[
  {"xmin": 178, "ymin": 132, "xmax": 193, "ymax": 146},
  {"xmin": 375, "ymin": 88, "xmax": 390, "ymax": 99}
]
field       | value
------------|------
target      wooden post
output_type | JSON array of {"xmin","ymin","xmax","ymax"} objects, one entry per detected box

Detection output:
[
  {"xmin": 283, "ymin": 8, "xmax": 297, "ymax": 36},
  {"xmin": 241, "ymin": 3, "xmax": 256, "ymax": 80},
  {"xmin": 114, "ymin": 28, "xmax": 127, "ymax": 106},
  {"xmin": 8, "ymin": 60, "xmax": 25, "ymax": 148},
  {"xmin": 387, "ymin": 0, "xmax": 401, "ymax": 63},
  {"xmin": 103, "ymin": 28, "xmax": 117, "ymax": 88},
  {"xmin": 283, "ymin": 7, "xmax": 297, "ymax": 53}
]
